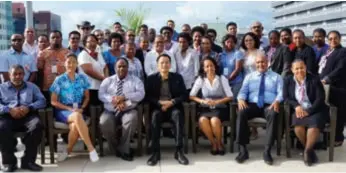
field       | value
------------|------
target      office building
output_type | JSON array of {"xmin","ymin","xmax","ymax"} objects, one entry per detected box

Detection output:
[{"xmin": 0, "ymin": 2, "xmax": 13, "ymax": 50}]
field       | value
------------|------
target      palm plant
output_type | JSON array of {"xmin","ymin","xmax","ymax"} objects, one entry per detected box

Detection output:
[{"xmin": 115, "ymin": 4, "xmax": 150, "ymax": 35}]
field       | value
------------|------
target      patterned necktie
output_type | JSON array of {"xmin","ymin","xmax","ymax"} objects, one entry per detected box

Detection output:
[
  {"xmin": 299, "ymin": 83, "xmax": 305, "ymax": 103},
  {"xmin": 257, "ymin": 73, "xmax": 265, "ymax": 108},
  {"xmin": 116, "ymin": 80, "xmax": 124, "ymax": 96}
]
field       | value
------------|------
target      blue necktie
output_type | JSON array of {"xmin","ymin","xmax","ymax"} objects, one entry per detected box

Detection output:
[{"xmin": 257, "ymin": 73, "xmax": 265, "ymax": 108}]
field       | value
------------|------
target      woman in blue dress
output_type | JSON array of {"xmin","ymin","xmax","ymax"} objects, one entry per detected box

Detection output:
[
  {"xmin": 102, "ymin": 32, "xmax": 123, "ymax": 75},
  {"xmin": 50, "ymin": 53, "xmax": 99, "ymax": 162}
]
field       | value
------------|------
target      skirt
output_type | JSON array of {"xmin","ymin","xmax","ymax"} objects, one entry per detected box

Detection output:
[
  {"xmin": 55, "ymin": 107, "xmax": 86, "ymax": 124},
  {"xmin": 199, "ymin": 106, "xmax": 229, "ymax": 122},
  {"xmin": 292, "ymin": 111, "xmax": 327, "ymax": 130}
]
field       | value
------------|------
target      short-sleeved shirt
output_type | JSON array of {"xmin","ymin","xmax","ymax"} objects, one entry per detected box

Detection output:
[
  {"xmin": 78, "ymin": 49, "xmax": 106, "ymax": 90},
  {"xmin": 0, "ymin": 48, "xmax": 37, "ymax": 81},
  {"xmin": 37, "ymin": 47, "xmax": 71, "ymax": 90},
  {"xmin": 219, "ymin": 50, "xmax": 244, "ymax": 85},
  {"xmin": 50, "ymin": 73, "xmax": 90, "ymax": 105},
  {"xmin": 102, "ymin": 50, "xmax": 121, "ymax": 76}
]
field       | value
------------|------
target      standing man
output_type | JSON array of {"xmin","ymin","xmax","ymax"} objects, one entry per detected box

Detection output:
[
  {"xmin": 99, "ymin": 58, "xmax": 145, "ymax": 161},
  {"xmin": 146, "ymin": 54, "xmax": 189, "ymax": 166},
  {"xmin": 0, "ymin": 34, "xmax": 37, "ymax": 83},
  {"xmin": 312, "ymin": 28, "xmax": 329, "ymax": 63},
  {"xmin": 22, "ymin": 27, "xmax": 39, "ymax": 59},
  {"xmin": 148, "ymin": 28, "xmax": 156, "ymax": 50},
  {"xmin": 167, "ymin": 19, "xmax": 179, "ymax": 42},
  {"xmin": 200, "ymin": 23, "xmax": 208, "ymax": 31},
  {"xmin": 67, "ymin": 31, "xmax": 84, "ymax": 57},
  {"xmin": 236, "ymin": 54, "xmax": 283, "ymax": 165},
  {"xmin": 93, "ymin": 29, "xmax": 110, "ymax": 52},
  {"xmin": 226, "ymin": 22, "xmax": 241, "ymax": 49},
  {"xmin": 113, "ymin": 22, "xmax": 122, "ymax": 33},
  {"xmin": 160, "ymin": 26, "xmax": 179, "ymax": 55},
  {"xmin": 77, "ymin": 21, "xmax": 95, "ymax": 40},
  {"xmin": 0, "ymin": 65, "xmax": 46, "ymax": 172},
  {"xmin": 206, "ymin": 28, "xmax": 223, "ymax": 53},
  {"xmin": 250, "ymin": 21, "xmax": 269, "ymax": 50},
  {"xmin": 181, "ymin": 24, "xmax": 191, "ymax": 35},
  {"xmin": 37, "ymin": 34, "xmax": 49, "ymax": 52}
]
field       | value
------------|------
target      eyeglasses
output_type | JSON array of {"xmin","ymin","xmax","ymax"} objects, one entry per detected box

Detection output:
[
  {"xmin": 81, "ymin": 27, "xmax": 91, "ymax": 30},
  {"xmin": 252, "ymin": 26, "xmax": 261, "ymax": 29},
  {"xmin": 11, "ymin": 39, "xmax": 22, "ymax": 42}
]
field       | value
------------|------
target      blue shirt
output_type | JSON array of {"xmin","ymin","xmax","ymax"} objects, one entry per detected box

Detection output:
[
  {"xmin": 0, "ymin": 48, "xmax": 37, "ymax": 81},
  {"xmin": 238, "ymin": 70, "xmax": 283, "ymax": 104},
  {"xmin": 102, "ymin": 50, "xmax": 122, "ymax": 76},
  {"xmin": 313, "ymin": 44, "xmax": 329, "ymax": 63},
  {"xmin": 172, "ymin": 30, "xmax": 179, "ymax": 42},
  {"xmin": 50, "ymin": 73, "xmax": 90, "ymax": 105},
  {"xmin": 219, "ymin": 50, "xmax": 244, "ymax": 85},
  {"xmin": 0, "ymin": 81, "xmax": 46, "ymax": 113}
]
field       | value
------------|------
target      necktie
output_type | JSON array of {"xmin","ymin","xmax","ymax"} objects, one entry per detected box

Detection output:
[
  {"xmin": 257, "ymin": 73, "xmax": 265, "ymax": 108},
  {"xmin": 299, "ymin": 83, "xmax": 305, "ymax": 103},
  {"xmin": 116, "ymin": 80, "xmax": 124, "ymax": 96}
]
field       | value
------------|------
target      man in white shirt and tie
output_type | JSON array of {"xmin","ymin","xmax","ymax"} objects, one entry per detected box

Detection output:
[
  {"xmin": 144, "ymin": 35, "xmax": 176, "ymax": 76},
  {"xmin": 98, "ymin": 58, "xmax": 145, "ymax": 161}
]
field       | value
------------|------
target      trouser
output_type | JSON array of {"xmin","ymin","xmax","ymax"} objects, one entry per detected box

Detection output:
[
  {"xmin": 151, "ymin": 108, "xmax": 184, "ymax": 153},
  {"xmin": 99, "ymin": 110, "xmax": 138, "ymax": 154},
  {"xmin": 0, "ymin": 114, "xmax": 43, "ymax": 165},
  {"xmin": 236, "ymin": 103, "xmax": 278, "ymax": 149},
  {"xmin": 335, "ymin": 106, "xmax": 345, "ymax": 142}
]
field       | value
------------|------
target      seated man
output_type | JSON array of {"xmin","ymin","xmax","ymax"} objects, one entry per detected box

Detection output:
[
  {"xmin": 236, "ymin": 54, "xmax": 283, "ymax": 165},
  {"xmin": 145, "ymin": 54, "xmax": 189, "ymax": 166},
  {"xmin": 99, "ymin": 58, "xmax": 145, "ymax": 161},
  {"xmin": 0, "ymin": 65, "xmax": 46, "ymax": 172}
]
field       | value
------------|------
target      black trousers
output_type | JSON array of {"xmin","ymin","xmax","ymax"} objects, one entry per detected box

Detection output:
[
  {"xmin": 236, "ymin": 103, "xmax": 278, "ymax": 148},
  {"xmin": 0, "ymin": 114, "xmax": 43, "ymax": 165},
  {"xmin": 335, "ymin": 106, "xmax": 345, "ymax": 142},
  {"xmin": 151, "ymin": 107, "xmax": 184, "ymax": 153}
]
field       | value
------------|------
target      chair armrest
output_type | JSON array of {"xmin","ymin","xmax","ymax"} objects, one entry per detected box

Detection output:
[{"xmin": 46, "ymin": 108, "xmax": 54, "ymax": 130}]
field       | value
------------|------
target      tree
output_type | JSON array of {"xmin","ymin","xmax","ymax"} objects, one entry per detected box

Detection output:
[{"xmin": 115, "ymin": 4, "xmax": 150, "ymax": 35}]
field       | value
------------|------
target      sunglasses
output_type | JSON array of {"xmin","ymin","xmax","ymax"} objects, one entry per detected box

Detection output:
[
  {"xmin": 81, "ymin": 27, "xmax": 91, "ymax": 30},
  {"xmin": 12, "ymin": 39, "xmax": 22, "ymax": 42}
]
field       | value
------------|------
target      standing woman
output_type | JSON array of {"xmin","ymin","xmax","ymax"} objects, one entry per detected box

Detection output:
[
  {"xmin": 319, "ymin": 30, "xmax": 346, "ymax": 147},
  {"xmin": 191, "ymin": 26, "xmax": 205, "ymax": 53},
  {"xmin": 190, "ymin": 57, "xmax": 233, "ymax": 155},
  {"xmin": 241, "ymin": 32, "xmax": 264, "ymax": 75},
  {"xmin": 200, "ymin": 36, "xmax": 219, "ymax": 61},
  {"xmin": 50, "ymin": 53, "xmax": 99, "ymax": 162},
  {"xmin": 219, "ymin": 34, "xmax": 244, "ymax": 98},
  {"xmin": 103, "ymin": 32, "xmax": 123, "ymax": 76},
  {"xmin": 78, "ymin": 34, "xmax": 108, "ymax": 106}
]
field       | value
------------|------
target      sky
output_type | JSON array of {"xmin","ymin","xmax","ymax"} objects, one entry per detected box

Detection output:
[{"xmin": 29, "ymin": 1, "xmax": 274, "ymax": 38}]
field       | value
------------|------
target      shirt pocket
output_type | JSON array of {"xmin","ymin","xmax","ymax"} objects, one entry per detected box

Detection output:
[{"xmin": 20, "ymin": 90, "xmax": 33, "ymax": 105}]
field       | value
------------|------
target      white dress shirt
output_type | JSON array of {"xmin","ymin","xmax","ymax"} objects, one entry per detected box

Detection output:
[
  {"xmin": 22, "ymin": 41, "xmax": 39, "ymax": 61},
  {"xmin": 98, "ymin": 74, "xmax": 145, "ymax": 112},
  {"xmin": 78, "ymin": 50, "xmax": 106, "ymax": 90},
  {"xmin": 190, "ymin": 75, "xmax": 233, "ymax": 98},
  {"xmin": 165, "ymin": 41, "xmax": 179, "ymax": 55},
  {"xmin": 144, "ymin": 50, "xmax": 176, "ymax": 76},
  {"xmin": 175, "ymin": 48, "xmax": 199, "ymax": 89}
]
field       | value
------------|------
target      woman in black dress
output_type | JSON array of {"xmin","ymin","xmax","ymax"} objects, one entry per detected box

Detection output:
[{"xmin": 284, "ymin": 59, "xmax": 328, "ymax": 166}]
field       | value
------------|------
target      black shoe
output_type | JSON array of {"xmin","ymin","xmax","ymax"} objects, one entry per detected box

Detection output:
[
  {"xmin": 147, "ymin": 152, "xmax": 160, "ymax": 166},
  {"xmin": 174, "ymin": 150, "xmax": 189, "ymax": 165},
  {"xmin": 2, "ymin": 164, "xmax": 18, "ymax": 172},
  {"xmin": 116, "ymin": 150, "xmax": 134, "ymax": 161},
  {"xmin": 303, "ymin": 151, "xmax": 312, "ymax": 166},
  {"xmin": 263, "ymin": 152, "xmax": 274, "ymax": 165},
  {"xmin": 21, "ymin": 162, "xmax": 43, "ymax": 172},
  {"xmin": 235, "ymin": 151, "xmax": 249, "ymax": 164},
  {"xmin": 210, "ymin": 149, "xmax": 218, "ymax": 155},
  {"xmin": 218, "ymin": 146, "xmax": 225, "ymax": 156},
  {"xmin": 311, "ymin": 150, "xmax": 319, "ymax": 164}
]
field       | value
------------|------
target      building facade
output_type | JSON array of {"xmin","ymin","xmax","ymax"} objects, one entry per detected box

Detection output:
[
  {"xmin": 272, "ymin": 1, "xmax": 346, "ymax": 45},
  {"xmin": 0, "ymin": 2, "xmax": 13, "ymax": 50}
]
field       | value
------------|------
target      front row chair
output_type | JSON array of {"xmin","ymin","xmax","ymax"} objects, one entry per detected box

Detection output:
[
  {"xmin": 284, "ymin": 84, "xmax": 337, "ymax": 161},
  {"xmin": 143, "ymin": 102, "xmax": 190, "ymax": 155}
]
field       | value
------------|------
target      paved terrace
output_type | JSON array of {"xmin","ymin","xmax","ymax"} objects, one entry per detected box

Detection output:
[{"xmin": 1, "ymin": 129, "xmax": 346, "ymax": 172}]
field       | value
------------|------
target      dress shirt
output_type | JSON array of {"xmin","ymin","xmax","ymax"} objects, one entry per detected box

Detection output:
[
  {"xmin": 165, "ymin": 41, "xmax": 179, "ymax": 55},
  {"xmin": 219, "ymin": 49, "xmax": 244, "ymax": 85},
  {"xmin": 243, "ymin": 49, "xmax": 264, "ymax": 75},
  {"xmin": 260, "ymin": 37, "xmax": 269, "ymax": 50},
  {"xmin": 144, "ymin": 50, "xmax": 176, "ymax": 76},
  {"xmin": 22, "ymin": 41, "xmax": 39, "ymax": 60},
  {"xmin": 190, "ymin": 75, "xmax": 233, "ymax": 99},
  {"xmin": 37, "ymin": 47, "xmax": 71, "ymax": 90},
  {"xmin": 0, "ymin": 48, "xmax": 37, "ymax": 81},
  {"xmin": 0, "ymin": 81, "xmax": 46, "ymax": 113},
  {"xmin": 50, "ymin": 73, "xmax": 90, "ymax": 105},
  {"xmin": 313, "ymin": 44, "xmax": 329, "ymax": 63},
  {"xmin": 98, "ymin": 74, "xmax": 145, "ymax": 112},
  {"xmin": 125, "ymin": 57, "xmax": 144, "ymax": 81},
  {"xmin": 293, "ymin": 77, "xmax": 311, "ymax": 110},
  {"xmin": 174, "ymin": 48, "xmax": 199, "ymax": 89},
  {"xmin": 238, "ymin": 70, "xmax": 283, "ymax": 104}
]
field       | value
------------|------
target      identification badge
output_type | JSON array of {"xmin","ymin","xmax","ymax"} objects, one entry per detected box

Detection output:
[
  {"xmin": 52, "ymin": 65, "xmax": 57, "ymax": 73},
  {"xmin": 125, "ymin": 100, "xmax": 132, "ymax": 107},
  {"xmin": 73, "ymin": 103, "xmax": 78, "ymax": 109},
  {"xmin": 223, "ymin": 68, "xmax": 229, "ymax": 75}
]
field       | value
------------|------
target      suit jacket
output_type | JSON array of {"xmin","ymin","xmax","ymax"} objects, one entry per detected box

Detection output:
[
  {"xmin": 264, "ymin": 44, "xmax": 293, "ymax": 76},
  {"xmin": 319, "ymin": 46, "xmax": 346, "ymax": 106},
  {"xmin": 292, "ymin": 44, "xmax": 318, "ymax": 74},
  {"xmin": 283, "ymin": 73, "xmax": 327, "ymax": 115},
  {"xmin": 145, "ymin": 72, "xmax": 188, "ymax": 110},
  {"xmin": 212, "ymin": 43, "xmax": 223, "ymax": 54},
  {"xmin": 135, "ymin": 49, "xmax": 149, "ymax": 67}
]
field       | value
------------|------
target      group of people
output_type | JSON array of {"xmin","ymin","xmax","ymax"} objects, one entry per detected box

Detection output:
[{"xmin": 0, "ymin": 18, "xmax": 345, "ymax": 172}]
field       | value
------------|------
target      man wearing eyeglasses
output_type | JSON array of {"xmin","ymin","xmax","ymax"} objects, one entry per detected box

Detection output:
[
  {"xmin": 0, "ymin": 34, "xmax": 37, "ymax": 84},
  {"xmin": 77, "ymin": 21, "xmax": 95, "ymax": 41},
  {"xmin": 250, "ymin": 21, "xmax": 269, "ymax": 50},
  {"xmin": 67, "ymin": 30, "xmax": 84, "ymax": 57}
]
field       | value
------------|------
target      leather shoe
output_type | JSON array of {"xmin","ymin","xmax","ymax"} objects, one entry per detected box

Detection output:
[
  {"xmin": 303, "ymin": 151, "xmax": 312, "ymax": 166},
  {"xmin": 21, "ymin": 162, "xmax": 43, "ymax": 172},
  {"xmin": 235, "ymin": 152, "xmax": 249, "ymax": 164},
  {"xmin": 263, "ymin": 152, "xmax": 274, "ymax": 165},
  {"xmin": 311, "ymin": 150, "xmax": 318, "ymax": 164},
  {"xmin": 218, "ymin": 146, "xmax": 225, "ymax": 156},
  {"xmin": 116, "ymin": 150, "xmax": 133, "ymax": 161},
  {"xmin": 2, "ymin": 164, "xmax": 18, "ymax": 172},
  {"xmin": 210, "ymin": 149, "xmax": 218, "ymax": 155},
  {"xmin": 147, "ymin": 152, "xmax": 160, "ymax": 166},
  {"xmin": 174, "ymin": 150, "xmax": 189, "ymax": 165}
]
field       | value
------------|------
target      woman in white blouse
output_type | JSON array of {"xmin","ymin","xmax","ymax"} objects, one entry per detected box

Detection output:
[
  {"xmin": 78, "ymin": 34, "xmax": 109, "ymax": 106},
  {"xmin": 175, "ymin": 32, "xmax": 199, "ymax": 91},
  {"xmin": 190, "ymin": 57, "xmax": 233, "ymax": 156},
  {"xmin": 241, "ymin": 32, "xmax": 264, "ymax": 75}
]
